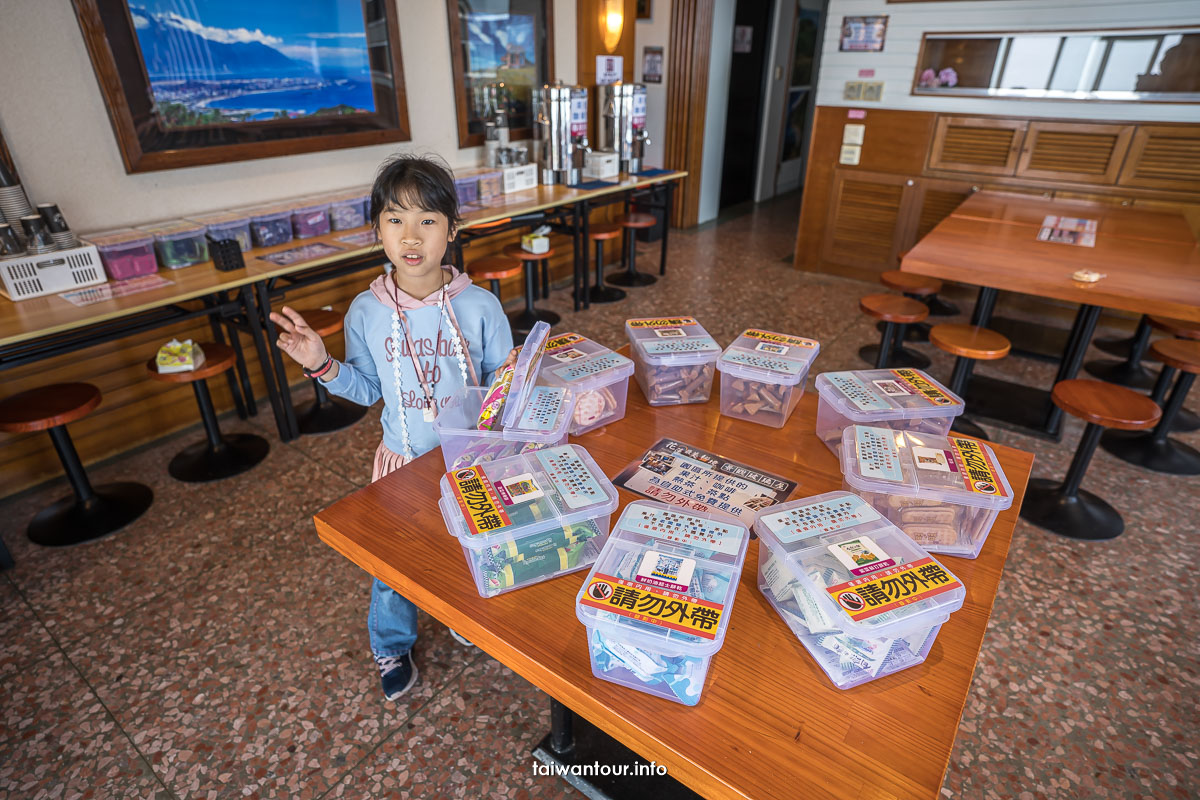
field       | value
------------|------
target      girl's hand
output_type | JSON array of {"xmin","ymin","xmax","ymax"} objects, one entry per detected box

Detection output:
[{"xmin": 269, "ymin": 306, "xmax": 329, "ymax": 370}]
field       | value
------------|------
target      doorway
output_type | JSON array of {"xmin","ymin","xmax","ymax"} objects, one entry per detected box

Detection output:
[
  {"xmin": 774, "ymin": 0, "xmax": 824, "ymax": 195},
  {"xmin": 717, "ymin": 0, "xmax": 775, "ymax": 211}
]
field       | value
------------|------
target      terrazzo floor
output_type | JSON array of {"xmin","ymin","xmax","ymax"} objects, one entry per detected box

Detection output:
[{"xmin": 2, "ymin": 192, "xmax": 1198, "ymax": 800}]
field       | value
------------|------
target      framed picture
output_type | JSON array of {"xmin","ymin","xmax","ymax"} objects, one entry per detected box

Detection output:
[
  {"xmin": 637, "ymin": 0, "xmax": 652, "ymax": 20},
  {"xmin": 840, "ymin": 16, "xmax": 888, "ymax": 52},
  {"xmin": 71, "ymin": 0, "xmax": 411, "ymax": 174},
  {"xmin": 445, "ymin": 0, "xmax": 554, "ymax": 149}
]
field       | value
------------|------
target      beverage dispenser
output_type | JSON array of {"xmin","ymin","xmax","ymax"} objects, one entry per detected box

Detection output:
[
  {"xmin": 534, "ymin": 83, "xmax": 590, "ymax": 185},
  {"xmin": 598, "ymin": 83, "xmax": 649, "ymax": 174}
]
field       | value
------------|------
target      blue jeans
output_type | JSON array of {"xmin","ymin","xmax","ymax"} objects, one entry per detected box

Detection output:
[{"xmin": 368, "ymin": 578, "xmax": 418, "ymax": 657}]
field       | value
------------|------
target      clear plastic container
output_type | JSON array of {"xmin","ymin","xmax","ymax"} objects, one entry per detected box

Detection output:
[
  {"xmin": 189, "ymin": 211, "xmax": 252, "ymax": 252},
  {"xmin": 753, "ymin": 491, "xmax": 965, "ymax": 689},
  {"xmin": 328, "ymin": 192, "xmax": 370, "ymax": 230},
  {"xmin": 716, "ymin": 329, "xmax": 820, "ymax": 428},
  {"xmin": 87, "ymin": 228, "xmax": 158, "ymax": 280},
  {"xmin": 138, "ymin": 221, "xmax": 209, "ymax": 269},
  {"xmin": 538, "ymin": 332, "xmax": 635, "ymax": 435},
  {"xmin": 576, "ymin": 500, "xmax": 751, "ymax": 706},
  {"xmin": 434, "ymin": 385, "xmax": 575, "ymax": 470},
  {"xmin": 839, "ymin": 425, "xmax": 1013, "ymax": 559},
  {"xmin": 814, "ymin": 368, "xmax": 964, "ymax": 457},
  {"xmin": 248, "ymin": 205, "xmax": 294, "ymax": 248},
  {"xmin": 437, "ymin": 444, "xmax": 619, "ymax": 597},
  {"xmin": 290, "ymin": 202, "xmax": 331, "ymax": 238},
  {"xmin": 625, "ymin": 316, "xmax": 720, "ymax": 406},
  {"xmin": 453, "ymin": 175, "xmax": 479, "ymax": 206}
]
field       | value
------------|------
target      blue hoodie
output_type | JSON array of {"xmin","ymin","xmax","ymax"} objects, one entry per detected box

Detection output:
[{"xmin": 323, "ymin": 267, "xmax": 512, "ymax": 458}]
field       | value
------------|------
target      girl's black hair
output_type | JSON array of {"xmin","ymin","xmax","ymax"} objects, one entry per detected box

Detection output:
[{"xmin": 370, "ymin": 153, "xmax": 461, "ymax": 233}]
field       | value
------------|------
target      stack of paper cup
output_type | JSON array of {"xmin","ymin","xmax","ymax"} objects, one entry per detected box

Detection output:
[
  {"xmin": 0, "ymin": 175, "xmax": 35, "ymax": 244},
  {"xmin": 38, "ymin": 203, "xmax": 79, "ymax": 250},
  {"xmin": 19, "ymin": 215, "xmax": 57, "ymax": 255}
]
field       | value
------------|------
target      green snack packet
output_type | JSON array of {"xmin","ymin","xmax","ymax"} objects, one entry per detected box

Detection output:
[
  {"xmin": 484, "ymin": 520, "xmax": 600, "ymax": 568},
  {"xmin": 483, "ymin": 539, "xmax": 590, "ymax": 594}
]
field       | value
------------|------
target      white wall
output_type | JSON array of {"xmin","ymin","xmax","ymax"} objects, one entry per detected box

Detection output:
[
  {"xmin": 816, "ymin": 0, "xmax": 1199, "ymax": 122},
  {"xmin": 0, "ymin": 0, "xmax": 576, "ymax": 233},
  {"xmin": 635, "ymin": 0, "xmax": 672, "ymax": 169},
  {"xmin": 698, "ymin": 0, "xmax": 736, "ymax": 224}
]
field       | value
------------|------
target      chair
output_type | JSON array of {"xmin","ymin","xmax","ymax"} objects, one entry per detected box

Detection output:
[
  {"xmin": 858, "ymin": 293, "xmax": 931, "ymax": 369},
  {"xmin": 496, "ymin": 246, "xmax": 560, "ymax": 336},
  {"xmin": 0, "ymin": 383, "xmax": 152, "ymax": 547},
  {"xmin": 1100, "ymin": 339, "xmax": 1200, "ymax": 475},
  {"xmin": 292, "ymin": 308, "xmax": 369, "ymax": 436},
  {"xmin": 606, "ymin": 212, "xmax": 657, "ymax": 288},
  {"xmin": 929, "ymin": 324, "xmax": 1011, "ymax": 440},
  {"xmin": 503, "ymin": 243, "xmax": 561, "ymax": 312},
  {"xmin": 586, "ymin": 223, "xmax": 627, "ymax": 304},
  {"xmin": 1020, "ymin": 379, "xmax": 1161, "ymax": 540},
  {"xmin": 146, "ymin": 342, "xmax": 269, "ymax": 482},
  {"xmin": 467, "ymin": 253, "xmax": 523, "ymax": 301},
  {"xmin": 878, "ymin": 270, "xmax": 941, "ymax": 342}
]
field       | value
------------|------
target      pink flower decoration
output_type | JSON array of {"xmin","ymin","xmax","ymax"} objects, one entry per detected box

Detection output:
[
  {"xmin": 919, "ymin": 68, "xmax": 938, "ymax": 88},
  {"xmin": 938, "ymin": 68, "xmax": 958, "ymax": 88}
]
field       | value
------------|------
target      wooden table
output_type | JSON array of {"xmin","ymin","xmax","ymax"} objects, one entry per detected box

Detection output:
[
  {"xmin": 314, "ymin": 361, "xmax": 1034, "ymax": 800},
  {"xmin": 902, "ymin": 191, "xmax": 1200, "ymax": 437}
]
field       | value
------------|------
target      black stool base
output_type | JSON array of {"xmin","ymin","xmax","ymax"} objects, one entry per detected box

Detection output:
[
  {"xmin": 1020, "ymin": 478, "xmax": 1123, "ymax": 540},
  {"xmin": 1100, "ymin": 429, "xmax": 1200, "ymax": 476},
  {"xmin": 950, "ymin": 416, "xmax": 991, "ymax": 441},
  {"xmin": 876, "ymin": 321, "xmax": 930, "ymax": 342},
  {"xmin": 296, "ymin": 397, "xmax": 368, "ymax": 436},
  {"xmin": 859, "ymin": 344, "xmax": 931, "ymax": 370},
  {"xmin": 169, "ymin": 433, "xmax": 269, "ymax": 483},
  {"xmin": 509, "ymin": 308, "xmax": 561, "ymax": 333},
  {"xmin": 1093, "ymin": 333, "xmax": 1134, "ymax": 358},
  {"xmin": 1167, "ymin": 405, "xmax": 1200, "ymax": 433},
  {"xmin": 587, "ymin": 284, "xmax": 627, "ymax": 304},
  {"xmin": 1083, "ymin": 358, "xmax": 1156, "ymax": 390},
  {"xmin": 926, "ymin": 296, "xmax": 960, "ymax": 316},
  {"xmin": 606, "ymin": 270, "xmax": 657, "ymax": 287},
  {"xmin": 28, "ymin": 482, "xmax": 153, "ymax": 547}
]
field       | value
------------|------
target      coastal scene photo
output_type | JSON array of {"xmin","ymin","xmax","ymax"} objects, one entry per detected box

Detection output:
[{"xmin": 127, "ymin": 0, "xmax": 375, "ymax": 128}]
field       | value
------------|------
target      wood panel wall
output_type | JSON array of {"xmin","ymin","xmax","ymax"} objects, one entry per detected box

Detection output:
[
  {"xmin": 576, "ymin": 0, "xmax": 637, "ymax": 137},
  {"xmin": 664, "ymin": 0, "xmax": 714, "ymax": 228}
]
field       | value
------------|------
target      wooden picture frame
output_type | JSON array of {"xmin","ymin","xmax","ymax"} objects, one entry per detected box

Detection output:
[
  {"xmin": 445, "ymin": 0, "xmax": 554, "ymax": 149},
  {"xmin": 637, "ymin": 0, "xmax": 653, "ymax": 20},
  {"xmin": 71, "ymin": 0, "xmax": 411, "ymax": 174}
]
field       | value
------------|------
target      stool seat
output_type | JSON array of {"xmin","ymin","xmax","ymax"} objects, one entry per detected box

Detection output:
[
  {"xmin": 930, "ymin": 324, "xmax": 1011, "ymax": 360},
  {"xmin": 1151, "ymin": 338, "xmax": 1200, "ymax": 373},
  {"xmin": 467, "ymin": 254, "xmax": 523, "ymax": 281},
  {"xmin": 859, "ymin": 294, "xmax": 929, "ymax": 324},
  {"xmin": 295, "ymin": 308, "xmax": 344, "ymax": 338},
  {"xmin": 1148, "ymin": 315, "xmax": 1200, "ymax": 340},
  {"xmin": 1051, "ymin": 379, "xmax": 1161, "ymax": 431},
  {"xmin": 146, "ymin": 342, "xmax": 236, "ymax": 383},
  {"xmin": 880, "ymin": 270, "xmax": 941, "ymax": 296},
  {"xmin": 588, "ymin": 223, "xmax": 623, "ymax": 241},
  {"xmin": 503, "ymin": 243, "xmax": 557, "ymax": 261},
  {"xmin": 617, "ymin": 212, "xmax": 656, "ymax": 229},
  {"xmin": 0, "ymin": 383, "xmax": 102, "ymax": 433}
]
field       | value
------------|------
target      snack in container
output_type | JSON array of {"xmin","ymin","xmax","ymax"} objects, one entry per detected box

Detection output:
[
  {"xmin": 248, "ymin": 205, "xmax": 294, "ymax": 248},
  {"xmin": 328, "ymin": 192, "xmax": 370, "ymax": 230},
  {"xmin": 188, "ymin": 211, "xmax": 252, "ymax": 252},
  {"xmin": 814, "ymin": 368, "xmax": 964, "ymax": 457},
  {"xmin": 139, "ymin": 220, "xmax": 209, "ymax": 269},
  {"xmin": 87, "ymin": 228, "xmax": 158, "ymax": 280},
  {"xmin": 438, "ymin": 444, "xmax": 618, "ymax": 597},
  {"xmin": 717, "ymin": 329, "xmax": 820, "ymax": 428},
  {"xmin": 290, "ymin": 202, "xmax": 332, "ymax": 238},
  {"xmin": 538, "ymin": 332, "xmax": 635, "ymax": 435},
  {"xmin": 839, "ymin": 425, "xmax": 1013, "ymax": 558},
  {"xmin": 754, "ymin": 491, "xmax": 966, "ymax": 689},
  {"xmin": 575, "ymin": 500, "xmax": 750, "ymax": 706},
  {"xmin": 624, "ymin": 316, "xmax": 720, "ymax": 406}
]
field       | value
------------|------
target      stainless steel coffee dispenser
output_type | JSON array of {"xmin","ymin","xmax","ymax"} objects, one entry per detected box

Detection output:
[
  {"xmin": 534, "ymin": 83, "xmax": 590, "ymax": 185},
  {"xmin": 598, "ymin": 82, "xmax": 649, "ymax": 174}
]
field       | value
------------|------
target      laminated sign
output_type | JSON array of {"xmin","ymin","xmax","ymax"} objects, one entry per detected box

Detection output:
[
  {"xmin": 890, "ymin": 368, "xmax": 954, "ymax": 406},
  {"xmin": 450, "ymin": 465, "xmax": 512, "ymax": 535},
  {"xmin": 949, "ymin": 437, "xmax": 1008, "ymax": 497},
  {"xmin": 580, "ymin": 574, "xmax": 724, "ymax": 639},
  {"xmin": 825, "ymin": 557, "xmax": 961, "ymax": 621}
]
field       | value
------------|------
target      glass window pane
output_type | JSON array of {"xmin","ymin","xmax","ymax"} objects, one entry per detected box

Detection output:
[
  {"xmin": 999, "ymin": 37, "xmax": 1059, "ymax": 90},
  {"xmin": 1097, "ymin": 38, "xmax": 1159, "ymax": 91}
]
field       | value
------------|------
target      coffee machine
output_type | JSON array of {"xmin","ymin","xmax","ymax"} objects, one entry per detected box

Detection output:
[
  {"xmin": 533, "ymin": 83, "xmax": 590, "ymax": 185},
  {"xmin": 598, "ymin": 82, "xmax": 649, "ymax": 174}
]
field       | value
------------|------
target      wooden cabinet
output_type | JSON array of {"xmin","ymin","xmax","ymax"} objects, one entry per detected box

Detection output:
[
  {"xmin": 903, "ymin": 178, "xmax": 978, "ymax": 250},
  {"xmin": 1015, "ymin": 121, "xmax": 1134, "ymax": 184},
  {"xmin": 928, "ymin": 116, "xmax": 1026, "ymax": 175},
  {"xmin": 822, "ymin": 170, "xmax": 915, "ymax": 270},
  {"xmin": 1118, "ymin": 126, "xmax": 1200, "ymax": 192}
]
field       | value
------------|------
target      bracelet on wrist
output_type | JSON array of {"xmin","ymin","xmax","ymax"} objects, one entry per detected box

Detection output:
[{"xmin": 303, "ymin": 356, "xmax": 334, "ymax": 379}]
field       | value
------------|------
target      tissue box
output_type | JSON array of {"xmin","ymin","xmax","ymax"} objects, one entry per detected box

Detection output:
[
  {"xmin": 521, "ymin": 233, "xmax": 549, "ymax": 254},
  {"xmin": 502, "ymin": 164, "xmax": 538, "ymax": 194},
  {"xmin": 584, "ymin": 151, "xmax": 620, "ymax": 179}
]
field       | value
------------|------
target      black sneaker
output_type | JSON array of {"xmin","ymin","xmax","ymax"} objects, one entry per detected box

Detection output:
[{"xmin": 375, "ymin": 652, "xmax": 418, "ymax": 701}]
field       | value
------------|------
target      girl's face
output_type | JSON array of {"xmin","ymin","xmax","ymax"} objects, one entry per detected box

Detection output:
[{"xmin": 378, "ymin": 203, "xmax": 455, "ymax": 288}]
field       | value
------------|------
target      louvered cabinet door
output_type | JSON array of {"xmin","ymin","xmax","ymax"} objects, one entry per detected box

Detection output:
[
  {"xmin": 1118, "ymin": 126, "xmax": 1200, "ymax": 192},
  {"xmin": 1015, "ymin": 122, "xmax": 1134, "ymax": 185},
  {"xmin": 900, "ymin": 178, "xmax": 978, "ymax": 252},
  {"xmin": 928, "ymin": 116, "xmax": 1026, "ymax": 176},
  {"xmin": 822, "ymin": 170, "xmax": 914, "ymax": 270}
]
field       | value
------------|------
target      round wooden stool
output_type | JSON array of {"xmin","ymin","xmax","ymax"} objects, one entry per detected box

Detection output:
[
  {"xmin": 1084, "ymin": 314, "xmax": 1157, "ymax": 390},
  {"xmin": 0, "ymin": 383, "xmax": 152, "ymax": 547},
  {"xmin": 858, "ymin": 293, "xmax": 931, "ymax": 370},
  {"xmin": 504, "ymin": 241, "xmax": 561, "ymax": 306},
  {"xmin": 292, "ymin": 309, "xmax": 369, "ymax": 436},
  {"xmin": 893, "ymin": 253, "xmax": 959, "ymax": 316},
  {"xmin": 586, "ymin": 223, "xmax": 627, "ymax": 305},
  {"xmin": 930, "ymin": 324, "xmax": 1011, "ymax": 440},
  {"xmin": 500, "ymin": 245, "xmax": 560, "ymax": 335},
  {"xmin": 147, "ymin": 342, "xmax": 269, "ymax": 482},
  {"xmin": 607, "ymin": 212, "xmax": 657, "ymax": 288},
  {"xmin": 1020, "ymin": 379, "xmax": 1161, "ymax": 540},
  {"xmin": 466, "ymin": 253, "xmax": 523, "ymax": 302},
  {"xmin": 1101, "ymin": 339, "xmax": 1200, "ymax": 475},
  {"xmin": 878, "ymin": 270, "xmax": 941, "ymax": 342},
  {"xmin": 1149, "ymin": 315, "xmax": 1200, "ymax": 431}
]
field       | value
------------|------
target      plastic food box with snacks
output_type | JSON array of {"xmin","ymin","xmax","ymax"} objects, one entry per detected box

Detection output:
[
  {"xmin": 87, "ymin": 228, "xmax": 157, "ymax": 280},
  {"xmin": 814, "ymin": 368, "xmax": 964, "ymax": 457},
  {"xmin": 624, "ymin": 316, "xmax": 721, "ymax": 406},
  {"xmin": 575, "ymin": 500, "xmax": 751, "ymax": 706},
  {"xmin": 138, "ymin": 220, "xmax": 209, "ymax": 269},
  {"xmin": 290, "ymin": 202, "xmax": 332, "ymax": 239},
  {"xmin": 716, "ymin": 328, "xmax": 820, "ymax": 428},
  {"xmin": 753, "ymin": 491, "xmax": 966, "ymax": 689},
  {"xmin": 538, "ymin": 332, "xmax": 635, "ymax": 435},
  {"xmin": 327, "ymin": 191, "xmax": 370, "ymax": 230},
  {"xmin": 188, "ymin": 211, "xmax": 252, "ymax": 252},
  {"xmin": 437, "ymin": 444, "xmax": 619, "ymax": 598},
  {"xmin": 839, "ymin": 425, "xmax": 1013, "ymax": 559},
  {"xmin": 247, "ymin": 204, "xmax": 294, "ymax": 248}
]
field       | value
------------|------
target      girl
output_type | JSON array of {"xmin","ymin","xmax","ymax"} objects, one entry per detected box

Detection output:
[{"xmin": 270, "ymin": 154, "xmax": 513, "ymax": 700}]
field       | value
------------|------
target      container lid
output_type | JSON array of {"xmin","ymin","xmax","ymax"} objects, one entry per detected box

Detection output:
[
  {"xmin": 289, "ymin": 202, "xmax": 331, "ymax": 214},
  {"xmin": 716, "ymin": 329, "xmax": 820, "ymax": 386},
  {"xmin": 247, "ymin": 204, "xmax": 293, "ymax": 219},
  {"xmin": 438, "ymin": 444, "xmax": 618, "ymax": 551},
  {"xmin": 575, "ymin": 500, "xmax": 751, "ymax": 658},
  {"xmin": 85, "ymin": 228, "xmax": 154, "ymax": 248},
  {"xmin": 815, "ymin": 368, "xmax": 963, "ymax": 421},
  {"xmin": 539, "ymin": 332, "xmax": 634, "ymax": 393},
  {"xmin": 840, "ymin": 426, "xmax": 1014, "ymax": 511},
  {"xmin": 327, "ymin": 190, "xmax": 369, "ymax": 204},
  {"xmin": 501, "ymin": 321, "xmax": 552, "ymax": 428},
  {"xmin": 433, "ymin": 383, "xmax": 576, "ymax": 446},
  {"xmin": 753, "ymin": 491, "xmax": 965, "ymax": 639},
  {"xmin": 187, "ymin": 211, "xmax": 249, "ymax": 226},
  {"xmin": 624, "ymin": 316, "xmax": 721, "ymax": 366},
  {"xmin": 138, "ymin": 220, "xmax": 206, "ymax": 240}
]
